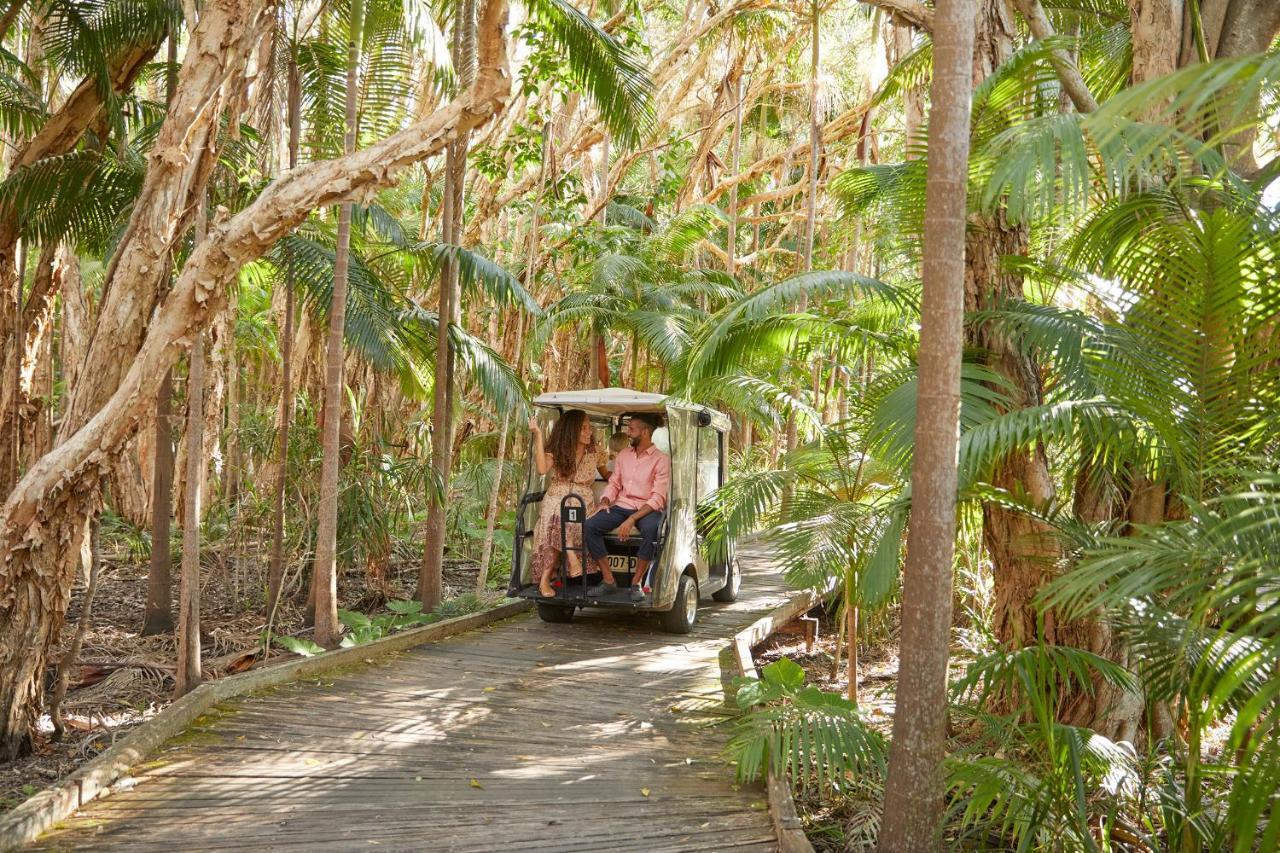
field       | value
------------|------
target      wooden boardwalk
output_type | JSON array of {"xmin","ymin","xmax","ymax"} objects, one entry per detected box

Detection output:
[{"xmin": 34, "ymin": 553, "xmax": 790, "ymax": 851}]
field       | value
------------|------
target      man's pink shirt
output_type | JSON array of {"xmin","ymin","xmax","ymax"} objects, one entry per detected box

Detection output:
[{"xmin": 601, "ymin": 443, "xmax": 670, "ymax": 512}]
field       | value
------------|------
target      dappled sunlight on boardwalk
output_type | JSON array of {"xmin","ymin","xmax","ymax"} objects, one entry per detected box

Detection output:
[{"xmin": 33, "ymin": 550, "xmax": 790, "ymax": 852}]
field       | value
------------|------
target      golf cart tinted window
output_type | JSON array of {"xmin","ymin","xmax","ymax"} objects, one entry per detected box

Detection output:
[{"xmin": 696, "ymin": 427, "xmax": 720, "ymax": 501}]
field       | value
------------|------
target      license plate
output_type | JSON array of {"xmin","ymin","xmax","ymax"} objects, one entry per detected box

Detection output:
[{"xmin": 608, "ymin": 554, "xmax": 636, "ymax": 574}]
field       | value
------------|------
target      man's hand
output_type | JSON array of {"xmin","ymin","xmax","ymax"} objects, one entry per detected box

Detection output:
[
  {"xmin": 597, "ymin": 497, "xmax": 611, "ymax": 512},
  {"xmin": 616, "ymin": 518, "xmax": 636, "ymax": 539}
]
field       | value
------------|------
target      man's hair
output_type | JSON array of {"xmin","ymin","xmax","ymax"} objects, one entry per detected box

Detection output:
[{"xmin": 625, "ymin": 412, "xmax": 662, "ymax": 433}]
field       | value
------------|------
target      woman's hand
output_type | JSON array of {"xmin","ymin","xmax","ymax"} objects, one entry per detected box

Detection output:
[{"xmin": 528, "ymin": 416, "xmax": 541, "ymax": 433}]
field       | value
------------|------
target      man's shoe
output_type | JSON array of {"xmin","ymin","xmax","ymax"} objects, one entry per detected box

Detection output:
[
  {"xmin": 628, "ymin": 586, "xmax": 645, "ymax": 603},
  {"xmin": 587, "ymin": 582, "xmax": 617, "ymax": 597}
]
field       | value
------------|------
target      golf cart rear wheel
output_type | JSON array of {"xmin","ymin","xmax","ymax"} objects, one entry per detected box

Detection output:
[
  {"xmin": 661, "ymin": 575, "xmax": 698, "ymax": 634},
  {"xmin": 711, "ymin": 558, "xmax": 741, "ymax": 602},
  {"xmin": 537, "ymin": 602, "xmax": 575, "ymax": 623}
]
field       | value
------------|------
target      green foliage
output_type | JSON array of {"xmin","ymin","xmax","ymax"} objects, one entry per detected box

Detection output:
[
  {"xmin": 945, "ymin": 645, "xmax": 1141, "ymax": 850},
  {"xmin": 267, "ymin": 594, "xmax": 488, "ymax": 655},
  {"xmin": 730, "ymin": 657, "xmax": 888, "ymax": 795},
  {"xmin": 272, "ymin": 636, "xmax": 326, "ymax": 657},
  {"xmin": 337, "ymin": 599, "xmax": 437, "ymax": 646},
  {"xmin": 334, "ymin": 595, "xmax": 488, "ymax": 647},
  {"xmin": 520, "ymin": 0, "xmax": 654, "ymax": 146}
]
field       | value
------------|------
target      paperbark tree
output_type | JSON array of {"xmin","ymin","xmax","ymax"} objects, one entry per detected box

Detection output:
[
  {"xmin": 0, "ymin": 0, "xmax": 511, "ymax": 756},
  {"xmin": 876, "ymin": 0, "xmax": 977, "ymax": 846},
  {"xmin": 0, "ymin": 34, "xmax": 168, "ymax": 496}
]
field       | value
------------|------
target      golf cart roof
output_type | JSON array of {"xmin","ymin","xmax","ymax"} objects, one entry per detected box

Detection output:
[{"xmin": 532, "ymin": 388, "xmax": 715, "ymax": 418}]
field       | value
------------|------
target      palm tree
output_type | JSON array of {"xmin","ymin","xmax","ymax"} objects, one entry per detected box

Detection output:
[
  {"xmin": 310, "ymin": 0, "xmax": 362, "ymax": 647},
  {"xmin": 877, "ymin": 0, "xmax": 978, "ymax": 847}
]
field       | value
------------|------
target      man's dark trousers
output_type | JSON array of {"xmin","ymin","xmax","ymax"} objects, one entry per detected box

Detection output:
[{"xmin": 584, "ymin": 505, "xmax": 664, "ymax": 566}]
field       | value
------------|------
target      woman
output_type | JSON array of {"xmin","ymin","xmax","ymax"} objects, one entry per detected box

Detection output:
[{"xmin": 528, "ymin": 409, "xmax": 606, "ymax": 597}]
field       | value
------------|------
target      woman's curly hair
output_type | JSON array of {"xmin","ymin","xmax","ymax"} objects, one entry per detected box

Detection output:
[{"xmin": 546, "ymin": 409, "xmax": 594, "ymax": 478}]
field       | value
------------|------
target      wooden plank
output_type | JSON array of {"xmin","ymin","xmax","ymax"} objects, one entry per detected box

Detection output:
[{"xmin": 29, "ymin": 551, "xmax": 793, "ymax": 851}]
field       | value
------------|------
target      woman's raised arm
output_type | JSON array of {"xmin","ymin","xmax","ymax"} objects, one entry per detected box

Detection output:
[{"xmin": 529, "ymin": 417, "xmax": 552, "ymax": 476}]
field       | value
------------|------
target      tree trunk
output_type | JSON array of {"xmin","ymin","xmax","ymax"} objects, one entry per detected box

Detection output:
[
  {"xmin": 802, "ymin": 0, "xmax": 820, "ymax": 275},
  {"xmin": 420, "ymin": 142, "xmax": 460, "ymax": 610},
  {"xmin": 311, "ymin": 8, "xmax": 362, "ymax": 647},
  {"xmin": 50, "ymin": 513, "xmax": 101, "ymax": 740},
  {"xmin": 0, "ymin": 39, "xmax": 166, "ymax": 496},
  {"xmin": 780, "ymin": 2, "xmax": 822, "ymax": 516},
  {"xmin": 267, "ymin": 47, "xmax": 302, "ymax": 617},
  {"xmin": 174, "ymin": 304, "xmax": 228, "ymax": 524},
  {"xmin": 963, "ymin": 215, "xmax": 1066, "ymax": 651},
  {"xmin": 174, "ymin": 331, "xmax": 205, "ymax": 697},
  {"xmin": 222, "ymin": 298, "xmax": 241, "ymax": 506},
  {"xmin": 893, "ymin": 22, "xmax": 923, "ymax": 145},
  {"xmin": 142, "ymin": 33, "xmax": 183, "ymax": 638},
  {"xmin": 475, "ymin": 146, "xmax": 542, "ymax": 592},
  {"xmin": 12, "ymin": 245, "xmax": 60, "ymax": 472},
  {"xmin": 475, "ymin": 408, "xmax": 511, "ymax": 593},
  {"xmin": 143, "ymin": 367, "xmax": 176, "ymax": 635},
  {"xmin": 727, "ymin": 60, "xmax": 742, "ymax": 279},
  {"xmin": 419, "ymin": 0, "xmax": 477, "ymax": 609},
  {"xmin": 846, "ymin": 568, "xmax": 859, "ymax": 705},
  {"xmin": 0, "ymin": 0, "xmax": 510, "ymax": 759},
  {"xmin": 877, "ymin": 0, "xmax": 977, "ymax": 846}
]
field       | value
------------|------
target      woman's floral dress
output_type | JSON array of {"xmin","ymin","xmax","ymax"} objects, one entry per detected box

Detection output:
[{"xmin": 530, "ymin": 444, "xmax": 606, "ymax": 584}]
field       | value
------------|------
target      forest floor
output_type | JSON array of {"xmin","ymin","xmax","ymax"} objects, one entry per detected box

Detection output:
[{"xmin": 0, "ymin": 544, "xmax": 499, "ymax": 814}]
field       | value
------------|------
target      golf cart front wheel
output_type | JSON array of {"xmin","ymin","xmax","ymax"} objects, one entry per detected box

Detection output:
[
  {"xmin": 661, "ymin": 575, "xmax": 698, "ymax": 634},
  {"xmin": 537, "ymin": 602, "xmax": 575, "ymax": 623}
]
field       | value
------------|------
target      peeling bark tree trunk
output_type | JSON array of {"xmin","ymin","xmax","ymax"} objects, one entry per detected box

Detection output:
[
  {"xmin": 0, "ymin": 39, "xmax": 166, "ymax": 495},
  {"xmin": 877, "ymin": 0, "xmax": 977, "ymax": 844},
  {"xmin": 12, "ymin": 245, "xmax": 61, "ymax": 472},
  {"xmin": 0, "ymin": 0, "xmax": 510, "ymax": 755},
  {"xmin": 50, "ymin": 512, "xmax": 100, "ymax": 740},
  {"xmin": 963, "ymin": 214, "xmax": 1065, "ymax": 650}
]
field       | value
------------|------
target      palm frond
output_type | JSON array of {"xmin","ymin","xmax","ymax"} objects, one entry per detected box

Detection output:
[{"xmin": 522, "ymin": 0, "xmax": 654, "ymax": 146}]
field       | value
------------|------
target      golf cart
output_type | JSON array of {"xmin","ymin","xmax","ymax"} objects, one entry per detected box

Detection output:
[{"xmin": 506, "ymin": 389, "xmax": 740, "ymax": 633}]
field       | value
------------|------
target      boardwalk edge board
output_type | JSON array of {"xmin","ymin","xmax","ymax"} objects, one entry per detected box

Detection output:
[
  {"xmin": 729, "ymin": 589, "xmax": 821, "ymax": 853},
  {"xmin": 0, "ymin": 599, "xmax": 532, "ymax": 852}
]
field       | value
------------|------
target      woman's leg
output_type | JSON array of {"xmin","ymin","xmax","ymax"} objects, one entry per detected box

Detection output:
[
  {"xmin": 566, "ymin": 548, "xmax": 584, "ymax": 577},
  {"xmin": 539, "ymin": 547, "xmax": 563, "ymax": 595}
]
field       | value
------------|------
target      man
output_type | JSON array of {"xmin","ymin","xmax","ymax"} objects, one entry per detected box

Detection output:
[{"xmin": 585, "ymin": 412, "xmax": 670, "ymax": 601}]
